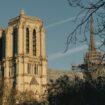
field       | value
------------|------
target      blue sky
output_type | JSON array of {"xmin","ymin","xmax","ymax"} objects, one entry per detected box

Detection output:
[{"xmin": 0, "ymin": 0, "xmax": 100, "ymax": 70}]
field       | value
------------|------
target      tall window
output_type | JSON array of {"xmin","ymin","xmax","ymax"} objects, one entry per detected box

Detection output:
[
  {"xmin": 34, "ymin": 64, "xmax": 38, "ymax": 75},
  {"xmin": 27, "ymin": 63, "xmax": 31, "ymax": 74},
  {"xmin": 11, "ymin": 67, "xmax": 14, "ymax": 76},
  {"xmin": 13, "ymin": 28, "xmax": 18, "ymax": 57},
  {"xmin": 33, "ymin": 29, "xmax": 36, "ymax": 56},
  {"xmin": 34, "ymin": 64, "xmax": 37, "ymax": 74},
  {"xmin": 26, "ymin": 28, "xmax": 29, "ymax": 54},
  {"xmin": 2, "ymin": 66, "xmax": 4, "ymax": 78},
  {"xmin": 13, "ymin": 63, "xmax": 16, "ymax": 88}
]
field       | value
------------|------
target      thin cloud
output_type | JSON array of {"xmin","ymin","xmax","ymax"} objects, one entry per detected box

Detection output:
[
  {"xmin": 48, "ymin": 42, "xmax": 101, "ymax": 61},
  {"xmin": 46, "ymin": 14, "xmax": 84, "ymax": 29},
  {"xmin": 48, "ymin": 44, "xmax": 88, "ymax": 61}
]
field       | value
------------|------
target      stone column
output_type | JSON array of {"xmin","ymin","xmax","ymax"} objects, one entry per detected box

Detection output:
[
  {"xmin": 5, "ymin": 27, "xmax": 11, "ymax": 58},
  {"xmin": 4, "ymin": 61, "xmax": 9, "ymax": 78},
  {"xmin": 16, "ymin": 22, "xmax": 24, "ymax": 92},
  {"xmin": 23, "ymin": 27, "xmax": 26, "ymax": 54},
  {"xmin": 4, "ymin": 27, "xmax": 12, "ymax": 97},
  {"xmin": 41, "ymin": 27, "xmax": 46, "ymax": 58},
  {"xmin": 16, "ymin": 59, "xmax": 24, "ymax": 92},
  {"xmin": 37, "ymin": 31, "xmax": 41, "ymax": 57},
  {"xmin": 18, "ymin": 23, "xmax": 23, "ymax": 55},
  {"xmin": 38, "ymin": 27, "xmax": 47, "ymax": 96}
]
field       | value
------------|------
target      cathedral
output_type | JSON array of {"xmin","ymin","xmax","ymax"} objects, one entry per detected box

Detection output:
[
  {"xmin": 0, "ymin": 10, "xmax": 47, "ymax": 100},
  {"xmin": 72, "ymin": 15, "xmax": 103, "ymax": 71},
  {"xmin": 0, "ymin": 10, "xmax": 104, "ymax": 104}
]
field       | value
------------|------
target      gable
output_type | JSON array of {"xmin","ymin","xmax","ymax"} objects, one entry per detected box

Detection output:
[{"xmin": 30, "ymin": 76, "xmax": 39, "ymax": 85}]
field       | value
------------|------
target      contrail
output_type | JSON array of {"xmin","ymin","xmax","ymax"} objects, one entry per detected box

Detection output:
[
  {"xmin": 48, "ymin": 42, "xmax": 101, "ymax": 61},
  {"xmin": 48, "ymin": 44, "xmax": 88, "ymax": 61},
  {"xmin": 46, "ymin": 14, "xmax": 84, "ymax": 29}
]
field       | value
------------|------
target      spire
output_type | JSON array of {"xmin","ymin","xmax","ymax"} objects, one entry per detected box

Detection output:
[
  {"xmin": 20, "ymin": 10, "xmax": 25, "ymax": 15},
  {"xmin": 89, "ymin": 15, "xmax": 96, "ymax": 51}
]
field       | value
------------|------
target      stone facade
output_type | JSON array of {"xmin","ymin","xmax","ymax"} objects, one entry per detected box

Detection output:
[{"xmin": 0, "ymin": 10, "xmax": 47, "ymax": 101}]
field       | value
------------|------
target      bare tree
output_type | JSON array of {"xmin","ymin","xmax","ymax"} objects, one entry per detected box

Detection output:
[{"xmin": 66, "ymin": 0, "xmax": 105, "ymax": 51}]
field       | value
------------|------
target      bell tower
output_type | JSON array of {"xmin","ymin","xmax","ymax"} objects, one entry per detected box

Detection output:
[{"xmin": 2, "ymin": 10, "xmax": 47, "ymax": 100}]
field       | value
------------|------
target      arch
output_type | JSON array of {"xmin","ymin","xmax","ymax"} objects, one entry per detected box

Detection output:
[
  {"xmin": 26, "ymin": 28, "xmax": 29, "ymax": 54},
  {"xmin": 33, "ymin": 29, "xmax": 36, "ymax": 56}
]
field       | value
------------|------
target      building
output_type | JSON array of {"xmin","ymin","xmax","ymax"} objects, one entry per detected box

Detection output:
[
  {"xmin": 84, "ymin": 16, "xmax": 102, "ymax": 70},
  {"xmin": 0, "ymin": 10, "xmax": 47, "ymax": 101},
  {"xmin": 48, "ymin": 69, "xmax": 84, "ymax": 81},
  {"xmin": 71, "ymin": 16, "xmax": 103, "ymax": 71}
]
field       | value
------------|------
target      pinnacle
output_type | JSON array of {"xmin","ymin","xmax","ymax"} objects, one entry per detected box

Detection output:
[{"xmin": 20, "ymin": 9, "xmax": 25, "ymax": 15}]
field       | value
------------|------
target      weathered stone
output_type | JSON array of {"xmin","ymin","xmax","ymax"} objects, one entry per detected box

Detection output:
[{"xmin": 0, "ymin": 10, "xmax": 47, "ymax": 104}]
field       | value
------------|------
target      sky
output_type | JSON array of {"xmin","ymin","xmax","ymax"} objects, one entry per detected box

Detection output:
[{"xmin": 0, "ymin": 0, "xmax": 100, "ymax": 70}]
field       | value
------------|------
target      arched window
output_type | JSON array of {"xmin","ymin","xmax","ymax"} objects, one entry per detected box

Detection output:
[
  {"xmin": 34, "ymin": 64, "xmax": 37, "ymax": 74},
  {"xmin": 34, "ymin": 64, "xmax": 38, "ymax": 75},
  {"xmin": 27, "ymin": 63, "xmax": 31, "ymax": 74},
  {"xmin": 33, "ymin": 29, "xmax": 36, "ymax": 56},
  {"xmin": 13, "ymin": 28, "xmax": 18, "ymax": 57},
  {"xmin": 26, "ymin": 28, "xmax": 29, "ymax": 54}
]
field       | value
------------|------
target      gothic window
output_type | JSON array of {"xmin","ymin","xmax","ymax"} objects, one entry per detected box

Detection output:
[
  {"xmin": 13, "ymin": 64, "xmax": 16, "ymax": 88},
  {"xmin": 27, "ymin": 63, "xmax": 30, "ymax": 74},
  {"xmin": 9, "ymin": 69, "xmax": 11, "ymax": 77},
  {"xmin": 9, "ymin": 61, "xmax": 14, "ymax": 76},
  {"xmin": 11, "ymin": 68, "xmax": 14, "ymax": 76},
  {"xmin": 13, "ymin": 28, "xmax": 18, "ymax": 57},
  {"xmin": 34, "ymin": 65, "xmax": 36, "ymax": 74},
  {"xmin": 2, "ymin": 66, "xmax": 4, "ymax": 78},
  {"xmin": 26, "ymin": 28, "xmax": 29, "ymax": 54},
  {"xmin": 34, "ymin": 64, "xmax": 38, "ymax": 75},
  {"xmin": 33, "ymin": 29, "xmax": 36, "ymax": 56},
  {"xmin": 27, "ymin": 63, "xmax": 31, "ymax": 74}
]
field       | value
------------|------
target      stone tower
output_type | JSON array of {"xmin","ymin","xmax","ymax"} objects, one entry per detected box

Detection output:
[
  {"xmin": 0, "ymin": 10, "xmax": 47, "ymax": 100},
  {"xmin": 84, "ymin": 16, "xmax": 102, "ymax": 69}
]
